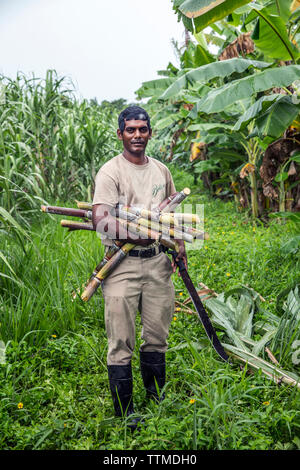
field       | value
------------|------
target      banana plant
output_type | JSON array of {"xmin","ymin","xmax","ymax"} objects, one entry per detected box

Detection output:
[{"xmin": 191, "ymin": 283, "xmax": 300, "ymax": 389}]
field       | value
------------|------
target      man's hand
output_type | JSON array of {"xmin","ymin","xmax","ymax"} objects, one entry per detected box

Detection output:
[
  {"xmin": 92, "ymin": 204, "xmax": 156, "ymax": 246},
  {"xmin": 171, "ymin": 239, "xmax": 187, "ymax": 277}
]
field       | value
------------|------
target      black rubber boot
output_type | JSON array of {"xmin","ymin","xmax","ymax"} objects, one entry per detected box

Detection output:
[
  {"xmin": 140, "ymin": 351, "xmax": 166, "ymax": 402},
  {"xmin": 107, "ymin": 363, "xmax": 142, "ymax": 431}
]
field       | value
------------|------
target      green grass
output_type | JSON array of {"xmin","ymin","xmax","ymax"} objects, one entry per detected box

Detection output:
[{"xmin": 0, "ymin": 182, "xmax": 300, "ymax": 450}]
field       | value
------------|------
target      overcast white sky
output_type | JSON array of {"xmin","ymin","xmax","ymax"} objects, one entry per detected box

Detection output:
[{"xmin": 0, "ymin": 0, "xmax": 185, "ymax": 103}]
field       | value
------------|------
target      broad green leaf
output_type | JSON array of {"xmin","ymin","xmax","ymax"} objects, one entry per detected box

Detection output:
[
  {"xmin": 251, "ymin": 9, "xmax": 300, "ymax": 61},
  {"xmin": 233, "ymin": 94, "xmax": 282, "ymax": 131},
  {"xmin": 154, "ymin": 114, "xmax": 179, "ymax": 130},
  {"xmin": 252, "ymin": 329, "xmax": 277, "ymax": 356},
  {"xmin": 135, "ymin": 77, "xmax": 174, "ymax": 99},
  {"xmin": 274, "ymin": 171, "xmax": 289, "ymax": 182},
  {"xmin": 281, "ymin": 236, "xmax": 300, "ymax": 255},
  {"xmin": 194, "ymin": 159, "xmax": 220, "ymax": 173},
  {"xmin": 160, "ymin": 58, "xmax": 272, "ymax": 100},
  {"xmin": 267, "ymin": 0, "xmax": 294, "ymax": 23},
  {"xmin": 208, "ymin": 149, "xmax": 245, "ymax": 162},
  {"xmin": 194, "ymin": 45, "xmax": 215, "ymax": 65},
  {"xmin": 255, "ymin": 96, "xmax": 300, "ymax": 138},
  {"xmin": 195, "ymin": 65, "xmax": 300, "ymax": 114},
  {"xmin": 178, "ymin": 0, "xmax": 251, "ymax": 32},
  {"xmin": 188, "ymin": 122, "xmax": 233, "ymax": 131},
  {"xmin": 290, "ymin": 151, "xmax": 300, "ymax": 163}
]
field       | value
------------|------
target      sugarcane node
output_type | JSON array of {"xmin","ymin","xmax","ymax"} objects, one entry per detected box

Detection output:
[
  {"xmin": 81, "ymin": 277, "xmax": 101, "ymax": 302},
  {"xmin": 77, "ymin": 201, "xmax": 93, "ymax": 210}
]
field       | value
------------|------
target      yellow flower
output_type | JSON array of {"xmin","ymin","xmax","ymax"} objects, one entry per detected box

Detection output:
[
  {"xmin": 263, "ymin": 401, "xmax": 270, "ymax": 406},
  {"xmin": 175, "ymin": 307, "xmax": 181, "ymax": 312},
  {"xmin": 226, "ymin": 273, "xmax": 231, "ymax": 277},
  {"xmin": 173, "ymin": 316, "xmax": 177, "ymax": 321},
  {"xmin": 189, "ymin": 399, "xmax": 195, "ymax": 404},
  {"xmin": 222, "ymin": 231, "xmax": 225, "ymax": 235},
  {"xmin": 17, "ymin": 402, "xmax": 23, "ymax": 409},
  {"xmin": 51, "ymin": 334, "xmax": 57, "ymax": 338},
  {"xmin": 179, "ymin": 292, "xmax": 183, "ymax": 296},
  {"xmin": 213, "ymin": 263, "xmax": 216, "ymax": 267},
  {"xmin": 204, "ymin": 246, "xmax": 208, "ymax": 250}
]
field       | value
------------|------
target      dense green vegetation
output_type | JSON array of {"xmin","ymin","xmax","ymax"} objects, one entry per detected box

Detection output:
[{"xmin": 0, "ymin": 166, "xmax": 300, "ymax": 450}]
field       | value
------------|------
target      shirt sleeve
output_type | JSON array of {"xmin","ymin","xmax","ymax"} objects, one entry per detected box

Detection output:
[
  {"xmin": 166, "ymin": 171, "xmax": 176, "ymax": 198},
  {"xmin": 92, "ymin": 169, "xmax": 119, "ymax": 207}
]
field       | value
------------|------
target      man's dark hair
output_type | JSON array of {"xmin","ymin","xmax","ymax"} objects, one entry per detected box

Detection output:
[{"xmin": 118, "ymin": 106, "xmax": 151, "ymax": 133}]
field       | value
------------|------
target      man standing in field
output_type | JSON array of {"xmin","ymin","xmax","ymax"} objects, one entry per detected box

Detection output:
[{"xmin": 92, "ymin": 106, "xmax": 186, "ymax": 429}]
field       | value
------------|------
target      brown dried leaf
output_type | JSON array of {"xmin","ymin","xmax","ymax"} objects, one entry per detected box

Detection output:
[
  {"xmin": 240, "ymin": 163, "xmax": 255, "ymax": 179},
  {"xmin": 219, "ymin": 33, "xmax": 254, "ymax": 61},
  {"xmin": 288, "ymin": 161, "xmax": 297, "ymax": 177}
]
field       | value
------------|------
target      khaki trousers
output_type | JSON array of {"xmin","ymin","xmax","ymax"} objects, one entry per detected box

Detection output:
[{"xmin": 101, "ymin": 251, "xmax": 175, "ymax": 366}]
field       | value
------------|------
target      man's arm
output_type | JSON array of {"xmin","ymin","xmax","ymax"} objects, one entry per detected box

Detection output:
[{"xmin": 92, "ymin": 204, "xmax": 155, "ymax": 246}]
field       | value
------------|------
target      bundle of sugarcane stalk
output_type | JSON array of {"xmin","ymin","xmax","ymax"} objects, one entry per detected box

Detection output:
[{"xmin": 41, "ymin": 188, "xmax": 208, "ymax": 301}]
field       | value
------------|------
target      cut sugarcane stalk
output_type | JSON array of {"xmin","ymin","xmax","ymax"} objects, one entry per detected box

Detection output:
[
  {"xmin": 116, "ymin": 210, "xmax": 194, "ymax": 243},
  {"xmin": 61, "ymin": 220, "xmax": 94, "ymax": 231},
  {"xmin": 81, "ymin": 242, "xmax": 135, "ymax": 301},
  {"xmin": 169, "ymin": 213, "xmax": 201, "ymax": 224},
  {"xmin": 117, "ymin": 218, "xmax": 161, "ymax": 241},
  {"xmin": 118, "ymin": 205, "xmax": 178, "ymax": 226},
  {"xmin": 41, "ymin": 205, "xmax": 92, "ymax": 219}
]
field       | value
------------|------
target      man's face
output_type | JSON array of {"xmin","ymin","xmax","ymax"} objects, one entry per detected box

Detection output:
[{"xmin": 117, "ymin": 119, "xmax": 152, "ymax": 155}]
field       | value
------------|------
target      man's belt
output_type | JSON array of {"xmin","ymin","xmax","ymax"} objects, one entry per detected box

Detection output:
[{"xmin": 128, "ymin": 244, "xmax": 164, "ymax": 258}]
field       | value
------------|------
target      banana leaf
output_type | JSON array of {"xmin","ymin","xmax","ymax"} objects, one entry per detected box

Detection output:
[
  {"xmin": 176, "ymin": 0, "xmax": 251, "ymax": 32},
  {"xmin": 160, "ymin": 58, "xmax": 272, "ymax": 100},
  {"xmin": 249, "ymin": 6, "xmax": 299, "ymax": 62},
  {"xmin": 224, "ymin": 343, "xmax": 300, "ymax": 389},
  {"xmin": 233, "ymin": 94, "xmax": 282, "ymax": 131},
  {"xmin": 253, "ymin": 96, "xmax": 300, "ymax": 138},
  {"xmin": 194, "ymin": 65, "xmax": 300, "ymax": 114}
]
